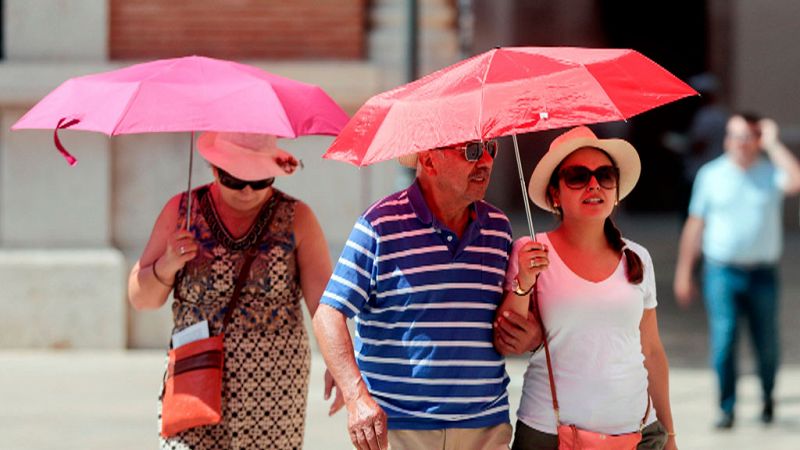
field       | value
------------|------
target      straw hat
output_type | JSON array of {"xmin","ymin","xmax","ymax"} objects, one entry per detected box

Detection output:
[
  {"xmin": 528, "ymin": 126, "xmax": 641, "ymax": 212},
  {"xmin": 398, "ymin": 152, "xmax": 420, "ymax": 168},
  {"xmin": 198, "ymin": 132, "xmax": 299, "ymax": 181}
]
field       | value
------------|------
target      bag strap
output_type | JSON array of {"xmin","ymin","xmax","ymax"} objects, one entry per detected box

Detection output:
[
  {"xmin": 219, "ymin": 248, "xmax": 258, "ymax": 331},
  {"xmin": 219, "ymin": 192, "xmax": 282, "ymax": 332},
  {"xmin": 532, "ymin": 285, "xmax": 651, "ymax": 428},
  {"xmin": 531, "ymin": 287, "xmax": 561, "ymax": 423}
]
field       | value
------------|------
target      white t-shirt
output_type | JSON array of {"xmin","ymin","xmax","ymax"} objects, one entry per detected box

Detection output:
[{"xmin": 506, "ymin": 233, "xmax": 658, "ymax": 435}]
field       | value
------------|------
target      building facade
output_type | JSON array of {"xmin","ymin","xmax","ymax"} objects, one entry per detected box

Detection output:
[{"xmin": 1, "ymin": 0, "xmax": 798, "ymax": 349}]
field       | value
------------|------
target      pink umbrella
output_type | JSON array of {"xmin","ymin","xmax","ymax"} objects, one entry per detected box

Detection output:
[
  {"xmin": 11, "ymin": 55, "xmax": 349, "ymax": 225},
  {"xmin": 12, "ymin": 55, "xmax": 348, "ymax": 164}
]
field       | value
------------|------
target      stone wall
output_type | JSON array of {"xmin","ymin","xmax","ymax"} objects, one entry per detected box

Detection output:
[{"xmin": 0, "ymin": 0, "xmax": 399, "ymax": 349}]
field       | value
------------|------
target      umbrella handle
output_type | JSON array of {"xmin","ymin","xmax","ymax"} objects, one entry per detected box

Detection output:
[
  {"xmin": 512, "ymin": 134, "xmax": 536, "ymax": 240},
  {"xmin": 54, "ymin": 117, "xmax": 80, "ymax": 166},
  {"xmin": 185, "ymin": 131, "xmax": 194, "ymax": 230}
]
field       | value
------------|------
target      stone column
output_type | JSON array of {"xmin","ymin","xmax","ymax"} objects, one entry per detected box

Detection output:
[
  {"xmin": 0, "ymin": 0, "xmax": 126, "ymax": 349},
  {"xmin": 369, "ymin": 0, "xmax": 460, "ymax": 89}
]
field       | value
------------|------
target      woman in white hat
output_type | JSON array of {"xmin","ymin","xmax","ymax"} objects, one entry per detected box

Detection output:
[
  {"xmin": 495, "ymin": 126, "xmax": 677, "ymax": 450},
  {"xmin": 128, "ymin": 132, "xmax": 336, "ymax": 449}
]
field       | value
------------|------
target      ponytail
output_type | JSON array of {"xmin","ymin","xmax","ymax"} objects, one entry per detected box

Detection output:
[{"xmin": 603, "ymin": 218, "xmax": 643, "ymax": 284}]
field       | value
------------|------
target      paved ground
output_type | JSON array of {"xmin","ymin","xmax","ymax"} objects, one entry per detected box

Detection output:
[
  {"xmin": 2, "ymin": 213, "xmax": 800, "ymax": 449},
  {"xmin": 1, "ymin": 352, "xmax": 799, "ymax": 449}
]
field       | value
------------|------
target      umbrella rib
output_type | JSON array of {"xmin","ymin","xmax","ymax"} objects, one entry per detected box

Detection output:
[
  {"xmin": 110, "ymin": 57, "xmax": 194, "ymax": 135},
  {"xmin": 110, "ymin": 80, "xmax": 146, "ymax": 136},
  {"xmin": 478, "ymin": 49, "xmax": 499, "ymax": 141},
  {"xmin": 582, "ymin": 62, "xmax": 627, "ymax": 121},
  {"xmin": 495, "ymin": 48, "xmax": 541, "ymax": 135}
]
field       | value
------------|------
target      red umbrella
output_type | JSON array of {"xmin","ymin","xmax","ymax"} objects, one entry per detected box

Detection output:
[{"xmin": 324, "ymin": 46, "xmax": 697, "ymax": 235}]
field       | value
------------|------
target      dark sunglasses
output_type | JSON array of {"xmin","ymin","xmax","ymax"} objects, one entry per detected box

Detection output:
[
  {"xmin": 443, "ymin": 139, "xmax": 499, "ymax": 162},
  {"xmin": 558, "ymin": 165, "xmax": 619, "ymax": 190},
  {"xmin": 217, "ymin": 168, "xmax": 275, "ymax": 191}
]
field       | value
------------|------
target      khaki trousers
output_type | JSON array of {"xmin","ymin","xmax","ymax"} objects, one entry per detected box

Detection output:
[{"xmin": 387, "ymin": 423, "xmax": 512, "ymax": 450}]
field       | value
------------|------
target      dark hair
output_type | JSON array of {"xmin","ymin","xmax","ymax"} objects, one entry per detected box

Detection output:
[
  {"xmin": 545, "ymin": 148, "xmax": 644, "ymax": 284},
  {"xmin": 737, "ymin": 111, "xmax": 762, "ymax": 125},
  {"xmin": 733, "ymin": 111, "xmax": 762, "ymax": 138},
  {"xmin": 604, "ymin": 218, "xmax": 644, "ymax": 284}
]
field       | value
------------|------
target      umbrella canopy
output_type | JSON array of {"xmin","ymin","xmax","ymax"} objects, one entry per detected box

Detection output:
[
  {"xmin": 11, "ymin": 55, "xmax": 350, "ymax": 228},
  {"xmin": 12, "ymin": 55, "xmax": 349, "ymax": 164},
  {"xmin": 323, "ymin": 46, "xmax": 697, "ymax": 166}
]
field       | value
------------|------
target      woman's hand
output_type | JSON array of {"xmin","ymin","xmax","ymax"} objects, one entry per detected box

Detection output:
[
  {"xmin": 324, "ymin": 368, "xmax": 345, "ymax": 416},
  {"xmin": 157, "ymin": 229, "xmax": 198, "ymax": 282},
  {"xmin": 516, "ymin": 240, "xmax": 549, "ymax": 291}
]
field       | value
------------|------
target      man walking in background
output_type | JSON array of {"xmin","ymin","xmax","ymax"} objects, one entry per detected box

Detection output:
[{"xmin": 674, "ymin": 113, "xmax": 800, "ymax": 429}]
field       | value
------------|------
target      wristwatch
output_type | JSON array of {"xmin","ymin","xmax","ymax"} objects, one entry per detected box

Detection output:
[{"xmin": 511, "ymin": 277, "xmax": 534, "ymax": 296}]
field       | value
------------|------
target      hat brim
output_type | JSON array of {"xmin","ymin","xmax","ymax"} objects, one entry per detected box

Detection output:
[
  {"xmin": 397, "ymin": 152, "xmax": 419, "ymax": 168},
  {"xmin": 197, "ymin": 132, "xmax": 297, "ymax": 181},
  {"xmin": 528, "ymin": 136, "xmax": 641, "ymax": 212}
]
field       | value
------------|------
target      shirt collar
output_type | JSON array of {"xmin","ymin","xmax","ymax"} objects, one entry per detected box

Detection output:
[{"xmin": 407, "ymin": 179, "xmax": 488, "ymax": 227}]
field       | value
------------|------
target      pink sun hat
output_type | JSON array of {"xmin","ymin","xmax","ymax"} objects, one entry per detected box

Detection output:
[{"xmin": 197, "ymin": 132, "xmax": 299, "ymax": 180}]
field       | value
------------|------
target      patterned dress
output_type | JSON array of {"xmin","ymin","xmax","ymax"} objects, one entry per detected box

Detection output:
[{"xmin": 159, "ymin": 185, "xmax": 310, "ymax": 450}]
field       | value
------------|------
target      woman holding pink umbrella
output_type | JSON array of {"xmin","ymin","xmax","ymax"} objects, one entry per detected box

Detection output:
[
  {"xmin": 128, "ymin": 132, "xmax": 336, "ymax": 449},
  {"xmin": 496, "ymin": 126, "xmax": 677, "ymax": 450}
]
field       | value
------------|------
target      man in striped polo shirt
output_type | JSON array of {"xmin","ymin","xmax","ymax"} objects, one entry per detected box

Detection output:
[{"xmin": 313, "ymin": 140, "xmax": 539, "ymax": 450}]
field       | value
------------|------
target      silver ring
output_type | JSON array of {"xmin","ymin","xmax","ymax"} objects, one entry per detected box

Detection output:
[{"xmin": 179, "ymin": 246, "xmax": 185, "ymax": 255}]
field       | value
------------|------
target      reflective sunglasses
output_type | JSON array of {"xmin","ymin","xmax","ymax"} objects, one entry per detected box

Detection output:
[
  {"xmin": 217, "ymin": 168, "xmax": 275, "ymax": 191},
  {"xmin": 558, "ymin": 165, "xmax": 619, "ymax": 190},
  {"xmin": 443, "ymin": 139, "xmax": 499, "ymax": 162}
]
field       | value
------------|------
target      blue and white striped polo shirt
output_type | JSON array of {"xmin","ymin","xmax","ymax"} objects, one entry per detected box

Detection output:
[{"xmin": 321, "ymin": 180, "xmax": 512, "ymax": 430}]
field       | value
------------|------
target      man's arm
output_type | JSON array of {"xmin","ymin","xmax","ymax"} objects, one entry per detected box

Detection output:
[
  {"xmin": 760, "ymin": 118, "xmax": 800, "ymax": 195},
  {"xmin": 673, "ymin": 216, "xmax": 704, "ymax": 308},
  {"xmin": 313, "ymin": 305, "xmax": 388, "ymax": 450},
  {"xmin": 494, "ymin": 293, "xmax": 543, "ymax": 355}
]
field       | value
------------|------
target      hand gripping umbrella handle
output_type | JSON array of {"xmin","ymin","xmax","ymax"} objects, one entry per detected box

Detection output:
[{"xmin": 54, "ymin": 117, "xmax": 80, "ymax": 166}]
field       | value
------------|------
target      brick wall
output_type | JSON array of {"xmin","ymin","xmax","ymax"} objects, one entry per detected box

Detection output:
[{"xmin": 110, "ymin": 0, "xmax": 367, "ymax": 60}]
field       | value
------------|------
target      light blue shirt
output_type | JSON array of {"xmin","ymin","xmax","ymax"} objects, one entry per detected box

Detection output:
[{"xmin": 689, "ymin": 155, "xmax": 785, "ymax": 265}]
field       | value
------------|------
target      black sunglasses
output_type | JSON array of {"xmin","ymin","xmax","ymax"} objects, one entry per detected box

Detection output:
[
  {"xmin": 558, "ymin": 165, "xmax": 619, "ymax": 190},
  {"xmin": 217, "ymin": 168, "xmax": 275, "ymax": 191},
  {"xmin": 443, "ymin": 139, "xmax": 499, "ymax": 162}
]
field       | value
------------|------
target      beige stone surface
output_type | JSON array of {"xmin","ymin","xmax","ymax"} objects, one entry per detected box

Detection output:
[
  {"xmin": 0, "ymin": 249, "xmax": 126, "ymax": 349},
  {"xmin": 4, "ymin": 0, "xmax": 108, "ymax": 61},
  {"xmin": 1, "ymin": 110, "xmax": 112, "ymax": 247},
  {"xmin": 369, "ymin": 0, "xmax": 460, "ymax": 89}
]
